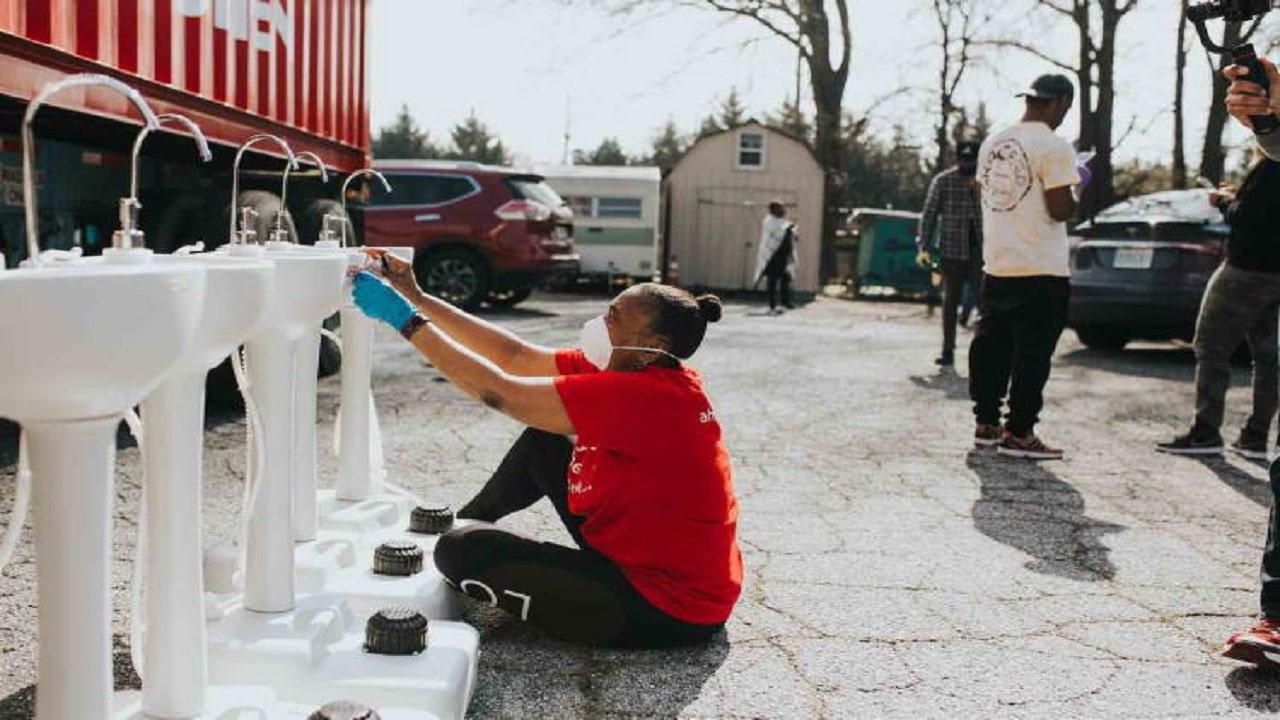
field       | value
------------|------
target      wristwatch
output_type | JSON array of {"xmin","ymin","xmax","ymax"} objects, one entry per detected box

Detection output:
[{"xmin": 399, "ymin": 313, "xmax": 430, "ymax": 341}]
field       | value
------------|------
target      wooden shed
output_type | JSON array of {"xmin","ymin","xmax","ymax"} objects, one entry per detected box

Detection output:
[{"xmin": 663, "ymin": 121, "xmax": 824, "ymax": 293}]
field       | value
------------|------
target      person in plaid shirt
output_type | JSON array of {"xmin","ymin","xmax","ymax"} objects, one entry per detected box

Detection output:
[{"xmin": 917, "ymin": 140, "xmax": 984, "ymax": 367}]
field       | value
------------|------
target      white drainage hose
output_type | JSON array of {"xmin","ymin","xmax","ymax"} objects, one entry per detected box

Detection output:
[
  {"xmin": 0, "ymin": 431, "xmax": 33, "ymax": 573},
  {"xmin": 231, "ymin": 346, "xmax": 267, "ymax": 580},
  {"xmin": 122, "ymin": 408, "xmax": 148, "ymax": 681}
]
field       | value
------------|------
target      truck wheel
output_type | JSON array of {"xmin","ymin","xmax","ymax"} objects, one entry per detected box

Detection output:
[
  {"xmin": 152, "ymin": 193, "xmax": 221, "ymax": 253},
  {"xmin": 487, "ymin": 287, "xmax": 532, "ymax": 308},
  {"xmin": 299, "ymin": 198, "xmax": 356, "ymax": 247},
  {"xmin": 235, "ymin": 190, "xmax": 298, "ymax": 244},
  {"xmin": 416, "ymin": 249, "xmax": 489, "ymax": 311},
  {"xmin": 1075, "ymin": 327, "xmax": 1129, "ymax": 351}
]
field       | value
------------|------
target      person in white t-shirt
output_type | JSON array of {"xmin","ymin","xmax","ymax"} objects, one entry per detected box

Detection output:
[{"xmin": 969, "ymin": 74, "xmax": 1088, "ymax": 460}]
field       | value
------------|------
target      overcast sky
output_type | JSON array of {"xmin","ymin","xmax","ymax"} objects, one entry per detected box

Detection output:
[{"xmin": 368, "ymin": 1, "xmax": 1268, "ymax": 170}]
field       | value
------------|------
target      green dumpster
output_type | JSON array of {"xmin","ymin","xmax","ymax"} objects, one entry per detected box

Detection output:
[{"xmin": 846, "ymin": 208, "xmax": 929, "ymax": 297}]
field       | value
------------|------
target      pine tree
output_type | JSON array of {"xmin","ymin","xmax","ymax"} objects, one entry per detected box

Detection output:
[
  {"xmin": 573, "ymin": 137, "xmax": 630, "ymax": 166},
  {"xmin": 696, "ymin": 114, "xmax": 723, "ymax": 140},
  {"xmin": 445, "ymin": 111, "xmax": 511, "ymax": 165},
  {"xmin": 644, "ymin": 120, "xmax": 689, "ymax": 175},
  {"xmin": 719, "ymin": 88, "xmax": 746, "ymax": 128},
  {"xmin": 371, "ymin": 104, "xmax": 439, "ymax": 159},
  {"xmin": 765, "ymin": 97, "xmax": 812, "ymax": 146}
]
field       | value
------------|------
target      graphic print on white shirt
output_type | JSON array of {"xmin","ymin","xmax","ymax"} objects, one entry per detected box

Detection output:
[{"xmin": 980, "ymin": 138, "xmax": 1033, "ymax": 213}]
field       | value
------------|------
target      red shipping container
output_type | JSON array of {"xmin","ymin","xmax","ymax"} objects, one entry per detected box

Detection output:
[{"xmin": 0, "ymin": 0, "xmax": 370, "ymax": 172}]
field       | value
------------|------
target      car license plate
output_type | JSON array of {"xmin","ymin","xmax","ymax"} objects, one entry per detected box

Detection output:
[{"xmin": 1113, "ymin": 247, "xmax": 1153, "ymax": 269}]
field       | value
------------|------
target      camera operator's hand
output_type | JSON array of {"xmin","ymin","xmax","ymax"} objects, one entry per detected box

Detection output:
[
  {"xmin": 1209, "ymin": 185, "xmax": 1237, "ymax": 210},
  {"xmin": 1225, "ymin": 58, "xmax": 1280, "ymax": 131}
]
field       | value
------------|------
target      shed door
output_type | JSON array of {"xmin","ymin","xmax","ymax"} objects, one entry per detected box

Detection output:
[{"xmin": 694, "ymin": 189, "xmax": 798, "ymax": 290}]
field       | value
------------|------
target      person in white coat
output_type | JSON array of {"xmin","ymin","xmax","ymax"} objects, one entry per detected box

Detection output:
[{"xmin": 754, "ymin": 201, "xmax": 798, "ymax": 314}]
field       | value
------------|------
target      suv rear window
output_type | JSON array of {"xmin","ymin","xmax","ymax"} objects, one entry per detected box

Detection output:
[
  {"xmin": 1077, "ymin": 222, "xmax": 1225, "ymax": 242},
  {"xmin": 371, "ymin": 173, "xmax": 477, "ymax": 207},
  {"xmin": 506, "ymin": 176, "xmax": 565, "ymax": 208}
]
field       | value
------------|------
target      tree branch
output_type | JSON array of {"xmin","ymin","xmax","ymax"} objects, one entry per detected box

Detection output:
[{"xmin": 978, "ymin": 39, "xmax": 1075, "ymax": 72}]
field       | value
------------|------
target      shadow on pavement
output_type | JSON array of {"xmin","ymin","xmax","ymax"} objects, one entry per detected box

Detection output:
[
  {"xmin": 1193, "ymin": 456, "xmax": 1272, "ymax": 508},
  {"xmin": 1226, "ymin": 665, "xmax": 1280, "ymax": 711},
  {"xmin": 909, "ymin": 367, "xmax": 968, "ymax": 401},
  {"xmin": 1059, "ymin": 346, "xmax": 1251, "ymax": 386},
  {"xmin": 466, "ymin": 609, "xmax": 729, "ymax": 716},
  {"xmin": 0, "ymin": 634, "xmax": 140, "ymax": 719},
  {"xmin": 967, "ymin": 452, "xmax": 1124, "ymax": 581}
]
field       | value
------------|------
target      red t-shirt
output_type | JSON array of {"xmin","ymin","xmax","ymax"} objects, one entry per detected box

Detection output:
[{"xmin": 553, "ymin": 349, "xmax": 743, "ymax": 625}]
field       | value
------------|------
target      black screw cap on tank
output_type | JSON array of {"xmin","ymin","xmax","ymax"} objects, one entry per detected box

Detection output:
[
  {"xmin": 372, "ymin": 539, "xmax": 424, "ymax": 577},
  {"xmin": 408, "ymin": 503, "xmax": 454, "ymax": 535},
  {"xmin": 307, "ymin": 699, "xmax": 381, "ymax": 720},
  {"xmin": 365, "ymin": 606, "xmax": 429, "ymax": 656}
]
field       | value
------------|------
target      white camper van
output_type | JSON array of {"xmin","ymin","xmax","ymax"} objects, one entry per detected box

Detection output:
[{"xmin": 535, "ymin": 165, "xmax": 661, "ymax": 283}]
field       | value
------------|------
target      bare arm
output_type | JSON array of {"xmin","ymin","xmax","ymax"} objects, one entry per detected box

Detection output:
[
  {"xmin": 366, "ymin": 249, "xmax": 559, "ymax": 377},
  {"xmin": 1044, "ymin": 186, "xmax": 1078, "ymax": 223},
  {"xmin": 405, "ymin": 320, "xmax": 574, "ymax": 435}
]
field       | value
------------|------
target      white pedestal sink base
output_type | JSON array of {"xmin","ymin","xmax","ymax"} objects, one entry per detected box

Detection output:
[
  {"xmin": 292, "ymin": 328, "xmax": 323, "ymax": 543},
  {"xmin": 336, "ymin": 307, "xmax": 380, "ymax": 500},
  {"xmin": 198, "ymin": 594, "xmax": 477, "ymax": 720},
  {"xmin": 28, "ymin": 416, "xmax": 120, "ymax": 720}
]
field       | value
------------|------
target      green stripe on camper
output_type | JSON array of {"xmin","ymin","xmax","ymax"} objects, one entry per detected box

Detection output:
[{"xmin": 574, "ymin": 227, "xmax": 654, "ymax": 247}]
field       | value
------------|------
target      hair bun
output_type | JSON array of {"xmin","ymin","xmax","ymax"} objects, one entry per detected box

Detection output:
[{"xmin": 695, "ymin": 295, "xmax": 723, "ymax": 323}]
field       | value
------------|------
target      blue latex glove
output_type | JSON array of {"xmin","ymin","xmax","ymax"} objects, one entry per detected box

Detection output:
[
  {"xmin": 1076, "ymin": 163, "xmax": 1093, "ymax": 189},
  {"xmin": 352, "ymin": 271, "xmax": 415, "ymax": 331}
]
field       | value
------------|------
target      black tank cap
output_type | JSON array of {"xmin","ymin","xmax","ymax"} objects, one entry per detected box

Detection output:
[
  {"xmin": 364, "ymin": 606, "xmax": 429, "ymax": 656},
  {"xmin": 408, "ymin": 503, "xmax": 454, "ymax": 535},
  {"xmin": 307, "ymin": 699, "xmax": 381, "ymax": 720},
  {"xmin": 372, "ymin": 539, "xmax": 424, "ymax": 577}
]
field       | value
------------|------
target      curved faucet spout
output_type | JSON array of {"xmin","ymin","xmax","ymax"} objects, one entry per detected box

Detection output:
[
  {"xmin": 339, "ymin": 169, "xmax": 393, "ymax": 247},
  {"xmin": 22, "ymin": 74, "xmax": 160, "ymax": 266},
  {"xmin": 130, "ymin": 113, "xmax": 213, "ymax": 200},
  {"xmin": 229, "ymin": 134, "xmax": 298, "ymax": 244},
  {"xmin": 280, "ymin": 152, "xmax": 329, "ymax": 243}
]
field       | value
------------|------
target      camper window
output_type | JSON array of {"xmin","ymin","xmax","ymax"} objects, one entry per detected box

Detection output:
[
  {"xmin": 597, "ymin": 197, "xmax": 643, "ymax": 219},
  {"xmin": 738, "ymin": 132, "xmax": 765, "ymax": 169}
]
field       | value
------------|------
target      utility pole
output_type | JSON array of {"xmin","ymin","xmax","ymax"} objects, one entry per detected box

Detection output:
[{"xmin": 562, "ymin": 95, "xmax": 572, "ymax": 165}]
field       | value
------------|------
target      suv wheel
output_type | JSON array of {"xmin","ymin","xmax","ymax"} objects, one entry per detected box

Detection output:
[
  {"xmin": 487, "ymin": 286, "xmax": 533, "ymax": 308},
  {"xmin": 1075, "ymin": 327, "xmax": 1129, "ymax": 351},
  {"xmin": 417, "ymin": 249, "xmax": 489, "ymax": 311}
]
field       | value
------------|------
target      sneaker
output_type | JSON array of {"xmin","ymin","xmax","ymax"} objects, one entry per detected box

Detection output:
[
  {"xmin": 1224, "ymin": 618, "xmax": 1280, "ymax": 667},
  {"xmin": 1231, "ymin": 432, "xmax": 1269, "ymax": 461},
  {"xmin": 935, "ymin": 354, "xmax": 954, "ymax": 367},
  {"xmin": 998, "ymin": 433, "xmax": 1064, "ymax": 460},
  {"xmin": 1156, "ymin": 430, "xmax": 1224, "ymax": 456},
  {"xmin": 974, "ymin": 423, "xmax": 1004, "ymax": 448}
]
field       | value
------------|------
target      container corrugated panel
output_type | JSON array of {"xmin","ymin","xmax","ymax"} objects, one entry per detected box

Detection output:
[{"xmin": 0, "ymin": 0, "xmax": 369, "ymax": 172}]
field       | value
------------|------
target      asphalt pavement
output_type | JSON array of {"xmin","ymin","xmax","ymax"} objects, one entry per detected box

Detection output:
[{"xmin": 2, "ymin": 293, "xmax": 1280, "ymax": 718}]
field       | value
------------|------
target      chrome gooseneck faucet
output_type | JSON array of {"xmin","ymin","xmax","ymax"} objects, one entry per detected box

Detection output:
[
  {"xmin": 21, "ymin": 74, "xmax": 160, "ymax": 266},
  {"xmin": 121, "ymin": 113, "xmax": 213, "ymax": 251},
  {"xmin": 337, "ymin": 169, "xmax": 393, "ymax": 248},
  {"xmin": 281, "ymin": 151, "xmax": 330, "ymax": 244},
  {"xmin": 229, "ymin": 134, "xmax": 299, "ymax": 245}
]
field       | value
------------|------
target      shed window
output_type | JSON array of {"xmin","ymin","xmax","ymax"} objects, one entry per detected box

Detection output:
[{"xmin": 738, "ymin": 132, "xmax": 765, "ymax": 169}]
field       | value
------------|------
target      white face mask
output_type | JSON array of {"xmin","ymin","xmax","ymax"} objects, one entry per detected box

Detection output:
[{"xmin": 578, "ymin": 315, "xmax": 681, "ymax": 370}]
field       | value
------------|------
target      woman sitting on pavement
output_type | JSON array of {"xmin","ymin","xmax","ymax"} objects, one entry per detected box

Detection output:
[{"xmin": 348, "ymin": 249, "xmax": 743, "ymax": 648}]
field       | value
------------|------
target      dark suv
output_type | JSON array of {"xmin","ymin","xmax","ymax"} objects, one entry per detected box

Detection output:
[
  {"xmin": 1068, "ymin": 189, "xmax": 1227, "ymax": 350},
  {"xmin": 358, "ymin": 160, "xmax": 579, "ymax": 309}
]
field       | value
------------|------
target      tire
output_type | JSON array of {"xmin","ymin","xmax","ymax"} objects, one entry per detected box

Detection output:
[
  {"xmin": 151, "ymin": 193, "xmax": 222, "ymax": 253},
  {"xmin": 1075, "ymin": 327, "xmax": 1129, "ymax": 351},
  {"xmin": 235, "ymin": 190, "xmax": 298, "ymax": 245},
  {"xmin": 298, "ymin": 198, "xmax": 356, "ymax": 247},
  {"xmin": 415, "ymin": 248, "xmax": 489, "ymax": 311},
  {"xmin": 487, "ymin": 286, "xmax": 533, "ymax": 308}
]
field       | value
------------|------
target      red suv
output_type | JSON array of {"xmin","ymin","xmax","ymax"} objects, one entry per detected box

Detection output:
[{"xmin": 358, "ymin": 160, "xmax": 579, "ymax": 309}]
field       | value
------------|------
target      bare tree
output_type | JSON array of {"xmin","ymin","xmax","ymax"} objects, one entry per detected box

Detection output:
[
  {"xmin": 573, "ymin": 0, "xmax": 851, "ymax": 280},
  {"xmin": 928, "ymin": 0, "xmax": 988, "ymax": 173},
  {"xmin": 986, "ymin": 0, "xmax": 1141, "ymax": 217},
  {"xmin": 1172, "ymin": 0, "xmax": 1189, "ymax": 189}
]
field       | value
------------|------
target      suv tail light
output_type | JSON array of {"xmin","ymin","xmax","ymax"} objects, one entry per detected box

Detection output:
[{"xmin": 495, "ymin": 200, "xmax": 553, "ymax": 222}]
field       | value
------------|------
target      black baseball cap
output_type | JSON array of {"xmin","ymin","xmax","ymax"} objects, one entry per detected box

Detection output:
[
  {"xmin": 1016, "ymin": 74, "xmax": 1074, "ymax": 101},
  {"xmin": 956, "ymin": 141, "xmax": 980, "ymax": 160}
]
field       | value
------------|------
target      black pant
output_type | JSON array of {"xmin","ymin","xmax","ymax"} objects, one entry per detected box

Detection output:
[
  {"xmin": 435, "ymin": 428, "xmax": 724, "ymax": 648},
  {"xmin": 968, "ymin": 275, "xmax": 1070, "ymax": 436},
  {"xmin": 1261, "ymin": 458, "xmax": 1280, "ymax": 617},
  {"xmin": 940, "ymin": 257, "xmax": 983, "ymax": 358},
  {"xmin": 766, "ymin": 271, "xmax": 792, "ymax": 310}
]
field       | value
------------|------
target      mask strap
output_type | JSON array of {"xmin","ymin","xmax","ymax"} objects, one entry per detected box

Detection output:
[{"xmin": 614, "ymin": 345, "xmax": 682, "ymax": 363}]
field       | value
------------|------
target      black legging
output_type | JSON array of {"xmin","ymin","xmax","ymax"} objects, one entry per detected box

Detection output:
[
  {"xmin": 434, "ymin": 428, "xmax": 724, "ymax": 648},
  {"xmin": 766, "ymin": 271, "xmax": 792, "ymax": 310}
]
